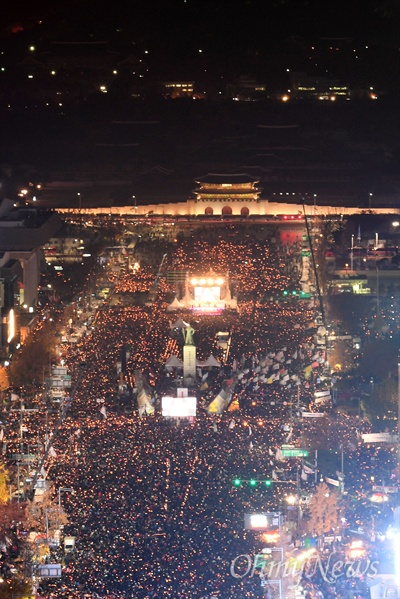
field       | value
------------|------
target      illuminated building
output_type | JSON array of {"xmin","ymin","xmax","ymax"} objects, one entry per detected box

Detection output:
[
  {"xmin": 56, "ymin": 171, "xmax": 400, "ymax": 220},
  {"xmin": 290, "ymin": 72, "xmax": 350, "ymax": 100},
  {"xmin": 328, "ymin": 274, "xmax": 370, "ymax": 295},
  {"xmin": 0, "ymin": 262, "xmax": 20, "ymax": 353},
  {"xmin": 162, "ymin": 81, "xmax": 195, "ymax": 99},
  {"xmin": 0, "ymin": 199, "xmax": 62, "ymax": 354},
  {"xmin": 193, "ymin": 173, "xmax": 262, "ymax": 216}
]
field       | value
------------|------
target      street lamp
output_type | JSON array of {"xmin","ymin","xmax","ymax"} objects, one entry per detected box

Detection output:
[
  {"xmin": 369, "ymin": 192, "xmax": 373, "ymax": 209},
  {"xmin": 285, "ymin": 495, "xmax": 297, "ymax": 505},
  {"xmin": 77, "ymin": 192, "xmax": 81, "ymax": 212}
]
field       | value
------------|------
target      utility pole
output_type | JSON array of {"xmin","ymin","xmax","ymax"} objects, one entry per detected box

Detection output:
[
  {"xmin": 350, "ymin": 234, "xmax": 354, "ymax": 271},
  {"xmin": 340, "ymin": 444, "xmax": 345, "ymax": 495},
  {"xmin": 17, "ymin": 460, "xmax": 21, "ymax": 503},
  {"xmin": 302, "ymin": 198, "xmax": 326, "ymax": 327},
  {"xmin": 376, "ymin": 266, "xmax": 380, "ymax": 317}
]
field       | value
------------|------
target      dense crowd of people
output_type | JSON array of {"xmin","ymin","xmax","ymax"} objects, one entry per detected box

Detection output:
[
  {"xmin": 0, "ymin": 227, "xmax": 391, "ymax": 599},
  {"xmin": 112, "ymin": 267, "xmax": 156, "ymax": 295},
  {"xmin": 171, "ymin": 229, "xmax": 302, "ymax": 301}
]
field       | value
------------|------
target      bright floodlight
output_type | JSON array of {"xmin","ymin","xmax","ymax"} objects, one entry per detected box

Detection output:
[
  {"xmin": 194, "ymin": 286, "xmax": 221, "ymax": 303},
  {"xmin": 7, "ymin": 309, "xmax": 15, "ymax": 343},
  {"xmin": 285, "ymin": 495, "xmax": 296, "ymax": 505}
]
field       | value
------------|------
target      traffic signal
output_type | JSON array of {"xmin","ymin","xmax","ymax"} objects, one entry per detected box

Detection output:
[
  {"xmin": 233, "ymin": 478, "xmax": 273, "ymax": 488},
  {"xmin": 283, "ymin": 290, "xmax": 289, "ymax": 296},
  {"xmin": 300, "ymin": 290, "xmax": 311, "ymax": 299}
]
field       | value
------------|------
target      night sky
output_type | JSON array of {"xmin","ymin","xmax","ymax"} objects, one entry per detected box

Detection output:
[
  {"xmin": 0, "ymin": 0, "xmax": 397, "ymax": 92},
  {"xmin": 0, "ymin": 0, "xmax": 398, "ymax": 203},
  {"xmin": 2, "ymin": 0, "xmax": 399, "ymax": 63}
]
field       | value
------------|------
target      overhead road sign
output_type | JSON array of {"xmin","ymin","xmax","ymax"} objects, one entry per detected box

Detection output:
[
  {"xmin": 301, "ymin": 412, "xmax": 325, "ymax": 418},
  {"xmin": 362, "ymin": 433, "xmax": 399, "ymax": 444},
  {"xmin": 281, "ymin": 445, "xmax": 309, "ymax": 457}
]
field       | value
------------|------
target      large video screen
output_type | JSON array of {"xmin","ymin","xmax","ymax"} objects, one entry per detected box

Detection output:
[
  {"xmin": 244, "ymin": 513, "xmax": 281, "ymax": 531},
  {"xmin": 162, "ymin": 396, "xmax": 197, "ymax": 418},
  {"xmin": 194, "ymin": 286, "xmax": 221, "ymax": 303}
]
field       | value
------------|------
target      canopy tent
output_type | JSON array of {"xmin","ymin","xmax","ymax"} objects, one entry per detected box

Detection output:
[
  {"xmin": 134, "ymin": 370, "xmax": 155, "ymax": 416},
  {"xmin": 170, "ymin": 316, "xmax": 190, "ymax": 329},
  {"xmin": 165, "ymin": 355, "xmax": 183, "ymax": 369},
  {"xmin": 167, "ymin": 298, "xmax": 185, "ymax": 312},
  {"xmin": 207, "ymin": 389, "xmax": 229, "ymax": 414},
  {"xmin": 203, "ymin": 354, "xmax": 221, "ymax": 368}
]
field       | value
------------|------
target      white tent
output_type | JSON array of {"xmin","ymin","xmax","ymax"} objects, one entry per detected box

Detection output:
[
  {"xmin": 204, "ymin": 354, "xmax": 221, "ymax": 368},
  {"xmin": 167, "ymin": 298, "xmax": 185, "ymax": 312},
  {"xmin": 135, "ymin": 370, "xmax": 155, "ymax": 415},
  {"xmin": 170, "ymin": 316, "xmax": 190, "ymax": 328},
  {"xmin": 165, "ymin": 355, "xmax": 183, "ymax": 369}
]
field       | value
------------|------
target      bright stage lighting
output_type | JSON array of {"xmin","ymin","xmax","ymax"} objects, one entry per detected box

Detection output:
[
  {"xmin": 186, "ymin": 274, "xmax": 229, "ymax": 313},
  {"xmin": 194, "ymin": 286, "xmax": 221, "ymax": 303}
]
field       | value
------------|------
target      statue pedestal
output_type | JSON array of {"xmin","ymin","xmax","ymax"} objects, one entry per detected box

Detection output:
[{"xmin": 183, "ymin": 344, "xmax": 196, "ymax": 382}]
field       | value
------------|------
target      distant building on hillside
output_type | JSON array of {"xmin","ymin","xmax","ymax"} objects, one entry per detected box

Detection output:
[
  {"xmin": 290, "ymin": 72, "xmax": 350, "ymax": 100},
  {"xmin": 47, "ymin": 41, "xmax": 117, "ymax": 73},
  {"xmin": 226, "ymin": 76, "xmax": 267, "ymax": 101},
  {"xmin": 162, "ymin": 81, "xmax": 195, "ymax": 99}
]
